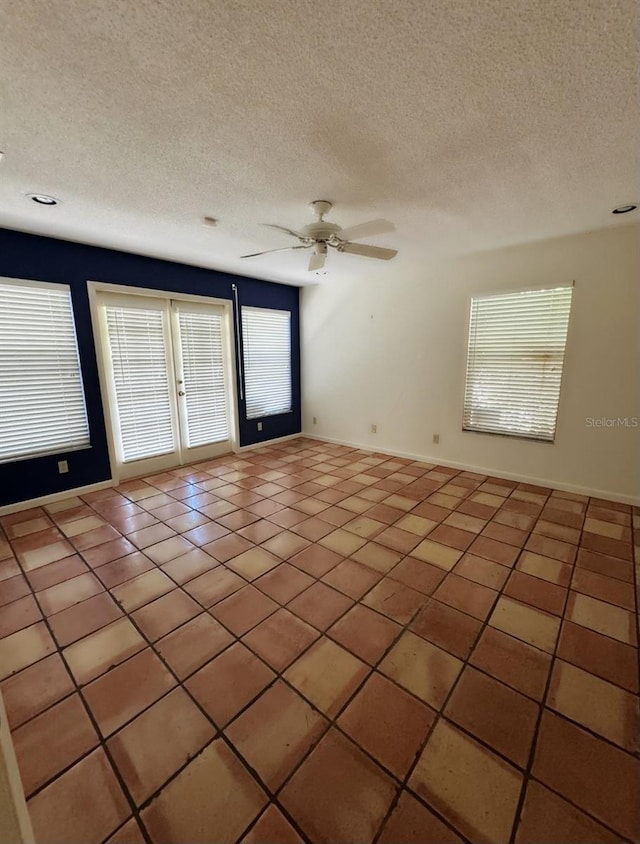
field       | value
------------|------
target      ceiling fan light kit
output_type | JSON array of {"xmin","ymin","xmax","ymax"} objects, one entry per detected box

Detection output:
[{"xmin": 240, "ymin": 200, "xmax": 398, "ymax": 272}]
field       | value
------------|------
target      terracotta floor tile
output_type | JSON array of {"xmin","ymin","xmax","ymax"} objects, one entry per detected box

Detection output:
[
  {"xmin": 0, "ymin": 593, "xmax": 42, "ymax": 638},
  {"xmin": 547, "ymin": 659, "xmax": 639, "ymax": 752},
  {"xmin": 182, "ymin": 521, "xmax": 230, "ymax": 546},
  {"xmin": 532, "ymin": 710, "xmax": 639, "ymax": 840},
  {"xmin": 0, "ymin": 621, "xmax": 55, "ymax": 680},
  {"xmin": 164, "ymin": 510, "xmax": 211, "ymax": 533},
  {"xmin": 141, "ymin": 739, "xmax": 267, "ymax": 844},
  {"xmin": 161, "ymin": 548, "xmax": 218, "ymax": 584},
  {"xmin": 81, "ymin": 536, "xmax": 137, "ymax": 568},
  {"xmin": 566, "ymin": 591, "xmax": 636, "ymax": 644},
  {"xmin": 268, "ymin": 507, "xmax": 308, "ymax": 528},
  {"xmin": 453, "ymin": 553, "xmax": 510, "ymax": 590},
  {"xmin": 482, "ymin": 521, "xmax": 528, "ymax": 547},
  {"xmin": 71, "ymin": 524, "xmax": 123, "ymax": 551},
  {"xmin": 285, "ymin": 637, "xmax": 368, "ymax": 717},
  {"xmin": 13, "ymin": 692, "xmax": 98, "ymax": 796},
  {"xmin": 428, "ymin": 524, "xmax": 476, "ymax": 551},
  {"xmin": 557, "ymin": 620, "xmax": 638, "ymax": 692},
  {"xmin": 262, "ymin": 529, "xmax": 310, "ymax": 559},
  {"xmin": 434, "ymin": 573, "xmax": 498, "ymax": 621},
  {"xmin": 505, "ymin": 569, "xmax": 567, "ymax": 616},
  {"xmin": 132, "ymin": 588, "xmax": 200, "ymax": 641},
  {"xmin": 108, "ymin": 687, "xmax": 214, "ymax": 805},
  {"xmin": 339, "ymin": 672, "xmax": 435, "ymax": 778},
  {"xmin": 111, "ymin": 568, "xmax": 174, "ymax": 612},
  {"xmin": 467, "ymin": 535, "xmax": 520, "ymax": 566},
  {"xmin": 254, "ymin": 562, "xmax": 314, "ymax": 604},
  {"xmin": 280, "ymin": 729, "xmax": 396, "ymax": 844},
  {"xmin": 95, "ymin": 551, "xmax": 155, "ymax": 589},
  {"xmin": 517, "ymin": 550, "xmax": 572, "ymax": 586},
  {"xmin": 581, "ymin": 531, "xmax": 633, "ymax": 561},
  {"xmin": 470, "ymin": 626, "xmax": 552, "ymax": 701},
  {"xmin": 28, "ymin": 748, "xmax": 129, "ymax": 844},
  {"xmin": 210, "ymin": 585, "xmax": 278, "ymax": 636},
  {"xmin": 362, "ymin": 577, "xmax": 426, "ymax": 624},
  {"xmin": 289, "ymin": 544, "xmax": 343, "ymax": 577},
  {"xmin": 82, "ymin": 648, "xmax": 175, "ymax": 737},
  {"xmin": 157, "ymin": 612, "xmax": 234, "ymax": 679},
  {"xmin": 365, "ymin": 503, "xmax": 405, "ymax": 524},
  {"xmin": 319, "ymin": 527, "xmax": 368, "ymax": 556},
  {"xmin": 571, "ymin": 566, "xmax": 635, "ymax": 610},
  {"xmin": 64, "ymin": 617, "xmax": 145, "ymax": 685},
  {"xmin": 411, "ymin": 539, "xmax": 462, "ymax": 571},
  {"xmin": 445, "ymin": 666, "xmax": 539, "ymax": 767},
  {"xmin": 185, "ymin": 642, "xmax": 275, "ymax": 726},
  {"xmin": 321, "ymin": 558, "xmax": 382, "ymax": 599},
  {"xmin": 287, "ymin": 581, "xmax": 353, "ymax": 631},
  {"xmin": 379, "ymin": 631, "xmax": 463, "ymax": 709},
  {"xmin": 38, "ymin": 571, "xmax": 104, "ymax": 616},
  {"xmin": 226, "ymin": 681, "xmax": 327, "ymax": 789},
  {"xmin": 575, "ymin": 547, "xmax": 633, "ymax": 582},
  {"xmin": 290, "ymin": 515, "xmax": 335, "ymax": 541},
  {"xmin": 394, "ymin": 513, "xmax": 438, "ymax": 537},
  {"xmin": 342, "ymin": 515, "xmax": 387, "ymax": 539},
  {"xmin": 144, "ymin": 535, "xmax": 195, "ymax": 565},
  {"xmin": 241, "ymin": 805, "xmax": 304, "ymax": 844},
  {"xmin": 409, "ymin": 720, "xmax": 523, "ymax": 844},
  {"xmin": 19, "ymin": 540, "xmax": 75, "ymax": 571},
  {"xmin": 351, "ymin": 541, "xmax": 403, "ymax": 573},
  {"xmin": 105, "ymin": 818, "xmax": 147, "ymax": 844},
  {"xmin": 489, "ymin": 596, "xmax": 560, "ymax": 653},
  {"xmin": 243, "ymin": 608, "xmax": 319, "ymax": 671},
  {"xmin": 60, "ymin": 515, "xmax": 107, "ymax": 537},
  {"xmin": 329, "ymin": 604, "xmax": 401, "ymax": 665},
  {"xmin": 410, "ymin": 600, "xmax": 482, "ymax": 659},
  {"xmin": 49, "ymin": 591, "xmax": 123, "ymax": 647},
  {"xmin": 126, "ymin": 523, "xmax": 176, "ymax": 550},
  {"xmin": 227, "ymin": 546, "xmax": 281, "ymax": 580},
  {"xmin": 0, "ymin": 652, "xmax": 74, "ymax": 728},
  {"xmin": 378, "ymin": 790, "xmax": 464, "ymax": 844},
  {"xmin": 25, "ymin": 554, "xmax": 89, "ymax": 592},
  {"xmin": 388, "ymin": 557, "xmax": 445, "ymax": 595},
  {"xmin": 182, "ymin": 566, "xmax": 244, "ymax": 607},
  {"xmin": 516, "ymin": 780, "xmax": 622, "ymax": 844}
]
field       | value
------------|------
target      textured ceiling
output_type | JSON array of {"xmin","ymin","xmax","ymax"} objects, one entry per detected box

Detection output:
[{"xmin": 0, "ymin": 0, "xmax": 638, "ymax": 286}]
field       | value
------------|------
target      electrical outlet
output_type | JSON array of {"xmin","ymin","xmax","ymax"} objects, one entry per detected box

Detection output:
[
  {"xmin": 371, "ymin": 424, "xmax": 377, "ymax": 434},
  {"xmin": 57, "ymin": 460, "xmax": 69, "ymax": 474},
  {"xmin": 313, "ymin": 416, "xmax": 317, "ymax": 425},
  {"xmin": 257, "ymin": 421, "xmax": 263, "ymax": 432},
  {"xmin": 432, "ymin": 434, "xmax": 440, "ymax": 444}
]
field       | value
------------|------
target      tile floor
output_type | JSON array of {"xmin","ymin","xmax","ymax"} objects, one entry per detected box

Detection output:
[{"xmin": 0, "ymin": 438, "xmax": 639, "ymax": 844}]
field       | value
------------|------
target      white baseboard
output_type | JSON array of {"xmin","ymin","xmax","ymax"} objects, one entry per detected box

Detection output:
[
  {"xmin": 303, "ymin": 432, "xmax": 640, "ymax": 506},
  {"xmin": 236, "ymin": 433, "xmax": 303, "ymax": 453},
  {"xmin": 0, "ymin": 480, "xmax": 115, "ymax": 517}
]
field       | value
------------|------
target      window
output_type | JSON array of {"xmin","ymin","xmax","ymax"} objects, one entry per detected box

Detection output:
[
  {"xmin": 0, "ymin": 278, "xmax": 90, "ymax": 462},
  {"xmin": 463, "ymin": 286, "xmax": 573, "ymax": 442},
  {"xmin": 241, "ymin": 306, "xmax": 292, "ymax": 419}
]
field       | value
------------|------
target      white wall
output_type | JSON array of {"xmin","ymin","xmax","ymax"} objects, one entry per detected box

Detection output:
[{"xmin": 301, "ymin": 223, "xmax": 640, "ymax": 503}]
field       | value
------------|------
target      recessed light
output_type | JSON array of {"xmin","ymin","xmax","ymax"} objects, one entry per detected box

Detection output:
[
  {"xmin": 612, "ymin": 204, "xmax": 637, "ymax": 214},
  {"xmin": 27, "ymin": 193, "xmax": 61, "ymax": 206}
]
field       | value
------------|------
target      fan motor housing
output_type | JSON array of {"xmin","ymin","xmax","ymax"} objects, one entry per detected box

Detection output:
[{"xmin": 301, "ymin": 221, "xmax": 342, "ymax": 241}]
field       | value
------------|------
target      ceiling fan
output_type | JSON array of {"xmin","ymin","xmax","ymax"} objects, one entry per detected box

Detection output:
[{"xmin": 241, "ymin": 200, "xmax": 398, "ymax": 272}]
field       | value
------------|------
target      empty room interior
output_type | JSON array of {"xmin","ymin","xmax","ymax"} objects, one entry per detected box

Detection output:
[{"xmin": 0, "ymin": 2, "xmax": 639, "ymax": 843}]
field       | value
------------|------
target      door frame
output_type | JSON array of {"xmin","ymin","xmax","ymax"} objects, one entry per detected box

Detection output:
[{"xmin": 87, "ymin": 281, "xmax": 240, "ymax": 483}]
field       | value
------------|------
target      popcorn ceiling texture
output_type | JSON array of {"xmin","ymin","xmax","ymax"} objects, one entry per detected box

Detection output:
[{"xmin": 0, "ymin": 0, "xmax": 637, "ymax": 285}]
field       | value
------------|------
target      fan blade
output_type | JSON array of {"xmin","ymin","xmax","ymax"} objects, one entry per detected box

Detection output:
[
  {"xmin": 240, "ymin": 245, "xmax": 309, "ymax": 258},
  {"xmin": 336, "ymin": 218, "xmax": 395, "ymax": 242},
  {"xmin": 339, "ymin": 242, "xmax": 398, "ymax": 260},
  {"xmin": 308, "ymin": 251, "xmax": 326, "ymax": 272},
  {"xmin": 262, "ymin": 223, "xmax": 307, "ymax": 240}
]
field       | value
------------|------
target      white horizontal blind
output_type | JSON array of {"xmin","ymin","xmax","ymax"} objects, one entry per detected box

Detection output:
[
  {"xmin": 242, "ymin": 306, "xmax": 292, "ymax": 419},
  {"xmin": 0, "ymin": 279, "xmax": 90, "ymax": 462},
  {"xmin": 463, "ymin": 286, "xmax": 573, "ymax": 442},
  {"xmin": 178, "ymin": 310, "xmax": 228, "ymax": 447},
  {"xmin": 105, "ymin": 304, "xmax": 175, "ymax": 462}
]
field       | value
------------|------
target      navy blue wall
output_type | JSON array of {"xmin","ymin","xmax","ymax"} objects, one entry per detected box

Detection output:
[{"xmin": 0, "ymin": 228, "xmax": 301, "ymax": 507}]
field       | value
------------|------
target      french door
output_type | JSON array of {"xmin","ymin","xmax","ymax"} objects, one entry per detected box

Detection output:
[{"xmin": 97, "ymin": 292, "xmax": 234, "ymax": 479}]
